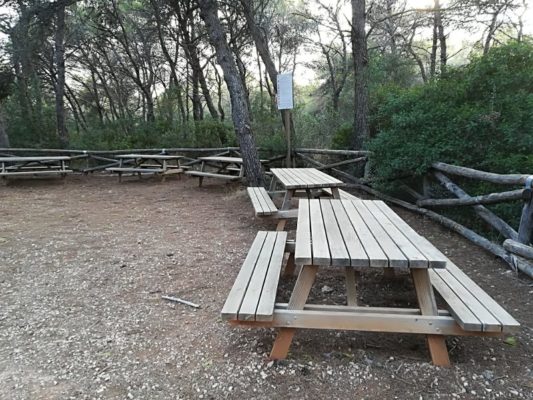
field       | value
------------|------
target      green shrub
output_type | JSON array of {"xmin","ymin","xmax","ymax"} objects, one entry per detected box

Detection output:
[{"xmin": 368, "ymin": 41, "xmax": 533, "ymax": 182}]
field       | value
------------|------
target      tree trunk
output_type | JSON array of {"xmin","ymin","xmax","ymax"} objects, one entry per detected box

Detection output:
[
  {"xmin": 0, "ymin": 104, "xmax": 9, "ymax": 148},
  {"xmin": 351, "ymin": 0, "xmax": 369, "ymax": 150},
  {"xmin": 54, "ymin": 3, "xmax": 68, "ymax": 147},
  {"xmin": 435, "ymin": 0, "xmax": 446, "ymax": 74},
  {"xmin": 197, "ymin": 0, "xmax": 264, "ymax": 187}
]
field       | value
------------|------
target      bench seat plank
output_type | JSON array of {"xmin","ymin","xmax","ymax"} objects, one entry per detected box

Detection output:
[
  {"xmin": 106, "ymin": 167, "xmax": 165, "ymax": 173},
  {"xmin": 0, "ymin": 170, "xmax": 72, "ymax": 176},
  {"xmin": 221, "ymin": 231, "xmax": 287, "ymax": 322},
  {"xmin": 432, "ymin": 260, "xmax": 520, "ymax": 332},
  {"xmin": 185, "ymin": 171, "xmax": 240, "ymax": 180},
  {"xmin": 247, "ymin": 187, "xmax": 278, "ymax": 216}
]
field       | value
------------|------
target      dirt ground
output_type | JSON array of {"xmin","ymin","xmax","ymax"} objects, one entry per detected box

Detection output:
[{"xmin": 0, "ymin": 175, "xmax": 531, "ymax": 400}]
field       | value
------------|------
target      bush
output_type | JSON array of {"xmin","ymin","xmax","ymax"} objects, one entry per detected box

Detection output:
[{"xmin": 368, "ymin": 41, "xmax": 533, "ymax": 183}]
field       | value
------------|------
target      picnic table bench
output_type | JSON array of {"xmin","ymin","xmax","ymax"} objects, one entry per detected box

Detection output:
[
  {"xmin": 222, "ymin": 198, "xmax": 519, "ymax": 366},
  {"xmin": 106, "ymin": 154, "xmax": 183, "ymax": 182},
  {"xmin": 0, "ymin": 156, "xmax": 72, "ymax": 181}
]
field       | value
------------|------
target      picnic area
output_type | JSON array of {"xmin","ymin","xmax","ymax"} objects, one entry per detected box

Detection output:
[
  {"xmin": 1, "ymin": 174, "xmax": 531, "ymax": 399},
  {"xmin": 1, "ymin": 0, "xmax": 532, "ymax": 398}
]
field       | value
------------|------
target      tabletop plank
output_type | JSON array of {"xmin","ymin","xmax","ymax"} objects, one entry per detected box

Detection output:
[
  {"xmin": 320, "ymin": 199, "xmax": 350, "ymax": 266},
  {"xmin": 350, "ymin": 200, "xmax": 408, "ymax": 268},
  {"xmin": 295, "ymin": 199, "xmax": 313, "ymax": 265},
  {"xmin": 341, "ymin": 200, "xmax": 389, "ymax": 267},
  {"xmin": 330, "ymin": 200, "xmax": 370, "ymax": 267},
  {"xmin": 362, "ymin": 201, "xmax": 429, "ymax": 268},
  {"xmin": 374, "ymin": 201, "xmax": 447, "ymax": 268},
  {"xmin": 309, "ymin": 200, "xmax": 331, "ymax": 265}
]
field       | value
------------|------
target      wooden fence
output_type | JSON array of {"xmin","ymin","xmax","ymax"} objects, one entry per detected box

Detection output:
[{"xmin": 1, "ymin": 146, "xmax": 531, "ymax": 278}]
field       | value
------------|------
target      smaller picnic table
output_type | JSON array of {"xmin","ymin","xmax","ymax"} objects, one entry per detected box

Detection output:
[
  {"xmin": 186, "ymin": 156, "xmax": 266, "ymax": 186},
  {"xmin": 0, "ymin": 156, "xmax": 72, "ymax": 180},
  {"xmin": 106, "ymin": 154, "xmax": 183, "ymax": 182},
  {"xmin": 270, "ymin": 167, "xmax": 345, "ymax": 208}
]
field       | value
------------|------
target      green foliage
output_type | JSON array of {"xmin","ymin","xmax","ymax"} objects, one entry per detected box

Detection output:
[{"xmin": 368, "ymin": 41, "xmax": 533, "ymax": 183}]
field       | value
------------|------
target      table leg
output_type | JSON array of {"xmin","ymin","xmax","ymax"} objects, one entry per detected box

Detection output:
[
  {"xmin": 270, "ymin": 265, "xmax": 318, "ymax": 360},
  {"xmin": 283, "ymin": 252, "xmax": 296, "ymax": 277},
  {"xmin": 331, "ymin": 187, "xmax": 340, "ymax": 199},
  {"xmin": 345, "ymin": 268, "xmax": 359, "ymax": 306},
  {"xmin": 276, "ymin": 189, "xmax": 294, "ymax": 231},
  {"xmin": 411, "ymin": 268, "xmax": 451, "ymax": 367},
  {"xmin": 269, "ymin": 176, "xmax": 277, "ymax": 191}
]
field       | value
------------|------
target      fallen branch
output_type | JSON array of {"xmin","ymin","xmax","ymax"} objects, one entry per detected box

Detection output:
[{"xmin": 162, "ymin": 295, "xmax": 200, "ymax": 309}]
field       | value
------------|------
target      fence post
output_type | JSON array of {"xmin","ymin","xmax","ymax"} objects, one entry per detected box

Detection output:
[{"xmin": 518, "ymin": 176, "xmax": 533, "ymax": 245}]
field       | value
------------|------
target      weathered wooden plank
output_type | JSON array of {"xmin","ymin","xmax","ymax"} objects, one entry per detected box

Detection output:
[
  {"xmin": 258, "ymin": 188, "xmax": 278, "ymax": 213},
  {"xmin": 374, "ymin": 201, "xmax": 447, "ymax": 268},
  {"xmin": 274, "ymin": 303, "xmax": 451, "ymax": 316},
  {"xmin": 106, "ymin": 167, "xmax": 165, "ymax": 173},
  {"xmin": 255, "ymin": 232, "xmax": 288, "ymax": 321},
  {"xmin": 362, "ymin": 200, "xmax": 429, "ymax": 268},
  {"xmin": 411, "ymin": 268, "xmax": 451, "ymax": 366},
  {"xmin": 443, "ymin": 261, "xmax": 520, "ymax": 332},
  {"xmin": 295, "ymin": 199, "xmax": 312, "ymax": 265},
  {"xmin": 238, "ymin": 232, "xmax": 278, "ymax": 321},
  {"xmin": 221, "ymin": 232, "xmax": 268, "ymax": 320},
  {"xmin": 247, "ymin": 187, "xmax": 265, "ymax": 215},
  {"xmin": 309, "ymin": 199, "xmax": 331, "ymax": 265},
  {"xmin": 429, "ymin": 270, "xmax": 483, "ymax": 331},
  {"xmin": 320, "ymin": 199, "xmax": 350, "ymax": 266},
  {"xmin": 350, "ymin": 200, "xmax": 408, "ymax": 268},
  {"xmin": 330, "ymin": 200, "xmax": 369, "ymax": 267},
  {"xmin": 269, "ymin": 309, "xmax": 488, "ymax": 336},
  {"xmin": 0, "ymin": 170, "xmax": 73, "ymax": 176},
  {"xmin": 341, "ymin": 200, "xmax": 388, "ymax": 267},
  {"xmin": 0, "ymin": 156, "xmax": 71, "ymax": 161},
  {"xmin": 115, "ymin": 154, "xmax": 183, "ymax": 160},
  {"xmin": 432, "ymin": 267, "xmax": 502, "ymax": 332},
  {"xmin": 185, "ymin": 171, "xmax": 240, "ymax": 180}
]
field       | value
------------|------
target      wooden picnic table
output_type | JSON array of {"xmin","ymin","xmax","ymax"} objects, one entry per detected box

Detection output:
[
  {"xmin": 0, "ymin": 156, "xmax": 72, "ymax": 180},
  {"xmin": 223, "ymin": 197, "xmax": 519, "ymax": 365},
  {"xmin": 270, "ymin": 167, "xmax": 345, "ymax": 205},
  {"xmin": 106, "ymin": 154, "xmax": 184, "ymax": 182},
  {"xmin": 269, "ymin": 167, "xmax": 345, "ymax": 230},
  {"xmin": 186, "ymin": 156, "xmax": 267, "ymax": 186},
  {"xmin": 271, "ymin": 198, "xmax": 451, "ymax": 364}
]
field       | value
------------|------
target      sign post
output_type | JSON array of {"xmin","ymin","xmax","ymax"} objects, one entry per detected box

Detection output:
[{"xmin": 277, "ymin": 73, "xmax": 293, "ymax": 167}]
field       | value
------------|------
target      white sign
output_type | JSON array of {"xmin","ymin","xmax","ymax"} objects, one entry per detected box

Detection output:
[{"xmin": 277, "ymin": 73, "xmax": 293, "ymax": 110}]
